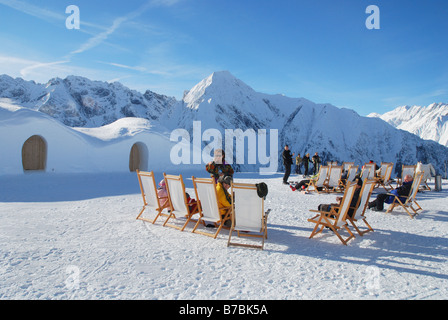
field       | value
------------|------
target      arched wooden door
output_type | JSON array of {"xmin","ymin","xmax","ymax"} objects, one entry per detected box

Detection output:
[
  {"xmin": 129, "ymin": 143, "xmax": 141, "ymax": 172},
  {"xmin": 22, "ymin": 135, "xmax": 47, "ymax": 171},
  {"xmin": 129, "ymin": 142, "xmax": 148, "ymax": 172}
]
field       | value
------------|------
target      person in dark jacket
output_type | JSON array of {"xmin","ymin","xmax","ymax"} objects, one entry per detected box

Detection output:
[
  {"xmin": 282, "ymin": 145, "xmax": 294, "ymax": 185},
  {"xmin": 312, "ymin": 152, "xmax": 321, "ymax": 175},
  {"xmin": 368, "ymin": 174, "xmax": 413, "ymax": 211},
  {"xmin": 317, "ymin": 176, "xmax": 363, "ymax": 218},
  {"xmin": 302, "ymin": 153, "xmax": 310, "ymax": 177}
]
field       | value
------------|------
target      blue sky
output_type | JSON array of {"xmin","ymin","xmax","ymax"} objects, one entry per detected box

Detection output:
[{"xmin": 0, "ymin": 0, "xmax": 447, "ymax": 116}]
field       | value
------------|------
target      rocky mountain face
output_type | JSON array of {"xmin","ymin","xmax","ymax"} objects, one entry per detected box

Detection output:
[
  {"xmin": 0, "ymin": 74, "xmax": 177, "ymax": 127},
  {"xmin": 368, "ymin": 103, "xmax": 448, "ymax": 147},
  {"xmin": 2, "ymin": 71, "xmax": 448, "ymax": 175}
]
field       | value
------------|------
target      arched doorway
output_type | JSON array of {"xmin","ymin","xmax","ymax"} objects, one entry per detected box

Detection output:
[
  {"xmin": 22, "ymin": 135, "xmax": 47, "ymax": 171},
  {"xmin": 129, "ymin": 142, "xmax": 148, "ymax": 172}
]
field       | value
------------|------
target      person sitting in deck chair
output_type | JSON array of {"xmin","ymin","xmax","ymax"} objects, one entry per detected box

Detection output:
[
  {"xmin": 157, "ymin": 179, "xmax": 169, "ymax": 208},
  {"xmin": 206, "ymin": 149, "xmax": 234, "ymax": 183},
  {"xmin": 290, "ymin": 173, "xmax": 319, "ymax": 192},
  {"xmin": 208, "ymin": 175, "xmax": 233, "ymax": 228},
  {"xmin": 317, "ymin": 176, "xmax": 363, "ymax": 218},
  {"xmin": 368, "ymin": 174, "xmax": 413, "ymax": 212}
]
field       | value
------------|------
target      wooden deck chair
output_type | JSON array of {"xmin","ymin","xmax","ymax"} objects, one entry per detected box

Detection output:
[
  {"xmin": 386, "ymin": 172, "xmax": 424, "ymax": 219},
  {"xmin": 307, "ymin": 182, "xmax": 357, "ymax": 245},
  {"xmin": 360, "ymin": 164, "xmax": 374, "ymax": 181},
  {"xmin": 419, "ymin": 163, "xmax": 435, "ymax": 191},
  {"xmin": 347, "ymin": 179, "xmax": 375, "ymax": 236},
  {"xmin": 324, "ymin": 165, "xmax": 343, "ymax": 193},
  {"xmin": 396, "ymin": 165, "xmax": 416, "ymax": 187},
  {"xmin": 227, "ymin": 182, "xmax": 268, "ymax": 250},
  {"xmin": 346, "ymin": 165, "xmax": 359, "ymax": 184},
  {"xmin": 375, "ymin": 162, "xmax": 394, "ymax": 191},
  {"xmin": 342, "ymin": 162, "xmax": 355, "ymax": 172},
  {"xmin": 163, "ymin": 173, "xmax": 199, "ymax": 231},
  {"xmin": 191, "ymin": 176, "xmax": 231, "ymax": 239},
  {"xmin": 135, "ymin": 170, "xmax": 170, "ymax": 224},
  {"xmin": 306, "ymin": 166, "xmax": 329, "ymax": 193}
]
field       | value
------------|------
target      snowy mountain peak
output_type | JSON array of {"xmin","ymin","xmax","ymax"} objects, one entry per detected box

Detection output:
[
  {"xmin": 368, "ymin": 102, "xmax": 448, "ymax": 146},
  {"xmin": 183, "ymin": 71, "xmax": 256, "ymax": 110}
]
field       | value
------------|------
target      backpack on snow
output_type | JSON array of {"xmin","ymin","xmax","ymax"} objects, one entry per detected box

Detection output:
[{"xmin": 255, "ymin": 182, "xmax": 268, "ymax": 199}]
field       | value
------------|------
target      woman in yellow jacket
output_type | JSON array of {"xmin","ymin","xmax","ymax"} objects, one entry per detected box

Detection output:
[{"xmin": 216, "ymin": 175, "xmax": 232, "ymax": 227}]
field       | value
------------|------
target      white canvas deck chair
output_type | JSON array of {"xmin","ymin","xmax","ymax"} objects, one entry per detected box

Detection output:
[
  {"xmin": 136, "ymin": 170, "xmax": 169, "ymax": 224},
  {"xmin": 342, "ymin": 162, "xmax": 354, "ymax": 172},
  {"xmin": 347, "ymin": 179, "xmax": 375, "ymax": 236},
  {"xmin": 324, "ymin": 165, "xmax": 343, "ymax": 193},
  {"xmin": 375, "ymin": 162, "xmax": 394, "ymax": 191},
  {"xmin": 191, "ymin": 176, "xmax": 231, "ymax": 239},
  {"xmin": 346, "ymin": 165, "xmax": 359, "ymax": 184},
  {"xmin": 306, "ymin": 166, "xmax": 329, "ymax": 193},
  {"xmin": 308, "ymin": 182, "xmax": 357, "ymax": 245},
  {"xmin": 361, "ymin": 163, "xmax": 376, "ymax": 181},
  {"xmin": 386, "ymin": 172, "xmax": 424, "ymax": 219},
  {"xmin": 419, "ymin": 163, "xmax": 435, "ymax": 191},
  {"xmin": 227, "ymin": 182, "xmax": 268, "ymax": 250},
  {"xmin": 396, "ymin": 165, "xmax": 416, "ymax": 187},
  {"xmin": 163, "ymin": 173, "xmax": 199, "ymax": 231}
]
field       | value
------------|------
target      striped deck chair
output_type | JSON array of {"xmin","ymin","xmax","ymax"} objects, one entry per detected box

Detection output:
[
  {"xmin": 135, "ymin": 170, "xmax": 170, "ymax": 224},
  {"xmin": 386, "ymin": 172, "xmax": 424, "ymax": 219},
  {"xmin": 308, "ymin": 182, "xmax": 357, "ymax": 245},
  {"xmin": 347, "ymin": 179, "xmax": 375, "ymax": 236},
  {"xmin": 191, "ymin": 176, "xmax": 231, "ymax": 239},
  {"xmin": 163, "ymin": 173, "xmax": 199, "ymax": 231},
  {"xmin": 306, "ymin": 166, "xmax": 329, "ymax": 193},
  {"xmin": 227, "ymin": 182, "xmax": 268, "ymax": 250},
  {"xmin": 324, "ymin": 165, "xmax": 343, "ymax": 193}
]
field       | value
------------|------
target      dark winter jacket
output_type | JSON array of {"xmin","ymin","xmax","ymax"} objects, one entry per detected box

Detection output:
[{"xmin": 282, "ymin": 150, "xmax": 293, "ymax": 166}]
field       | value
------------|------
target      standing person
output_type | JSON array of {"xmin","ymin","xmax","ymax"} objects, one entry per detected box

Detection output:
[
  {"xmin": 295, "ymin": 153, "xmax": 302, "ymax": 174},
  {"xmin": 302, "ymin": 153, "xmax": 310, "ymax": 177},
  {"xmin": 282, "ymin": 145, "xmax": 294, "ymax": 185},
  {"xmin": 206, "ymin": 149, "xmax": 234, "ymax": 182},
  {"xmin": 312, "ymin": 152, "xmax": 321, "ymax": 175}
]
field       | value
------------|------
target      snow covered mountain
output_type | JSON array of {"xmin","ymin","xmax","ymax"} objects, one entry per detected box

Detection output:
[
  {"xmin": 0, "ymin": 74, "xmax": 176, "ymax": 127},
  {"xmin": 2, "ymin": 71, "xmax": 448, "ymax": 176},
  {"xmin": 368, "ymin": 103, "xmax": 448, "ymax": 147}
]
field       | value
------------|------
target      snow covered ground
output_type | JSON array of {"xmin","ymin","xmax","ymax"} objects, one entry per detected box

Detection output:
[{"xmin": 1, "ymin": 171, "xmax": 447, "ymax": 301}]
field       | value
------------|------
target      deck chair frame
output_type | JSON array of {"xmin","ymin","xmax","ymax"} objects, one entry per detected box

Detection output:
[
  {"xmin": 306, "ymin": 166, "xmax": 329, "ymax": 193},
  {"xmin": 135, "ymin": 170, "xmax": 170, "ymax": 224},
  {"xmin": 375, "ymin": 162, "xmax": 394, "ymax": 192},
  {"xmin": 419, "ymin": 164, "xmax": 435, "ymax": 191},
  {"xmin": 163, "ymin": 173, "xmax": 199, "ymax": 231},
  {"xmin": 361, "ymin": 163, "xmax": 376, "ymax": 181},
  {"xmin": 386, "ymin": 172, "xmax": 424, "ymax": 219},
  {"xmin": 324, "ymin": 165, "xmax": 343, "ymax": 193},
  {"xmin": 342, "ymin": 162, "xmax": 355, "ymax": 172},
  {"xmin": 347, "ymin": 179, "xmax": 375, "ymax": 236},
  {"xmin": 308, "ymin": 182, "xmax": 357, "ymax": 245},
  {"xmin": 396, "ymin": 165, "xmax": 416, "ymax": 187},
  {"xmin": 191, "ymin": 176, "xmax": 231, "ymax": 239},
  {"xmin": 346, "ymin": 165, "xmax": 359, "ymax": 183},
  {"xmin": 227, "ymin": 182, "xmax": 268, "ymax": 250}
]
